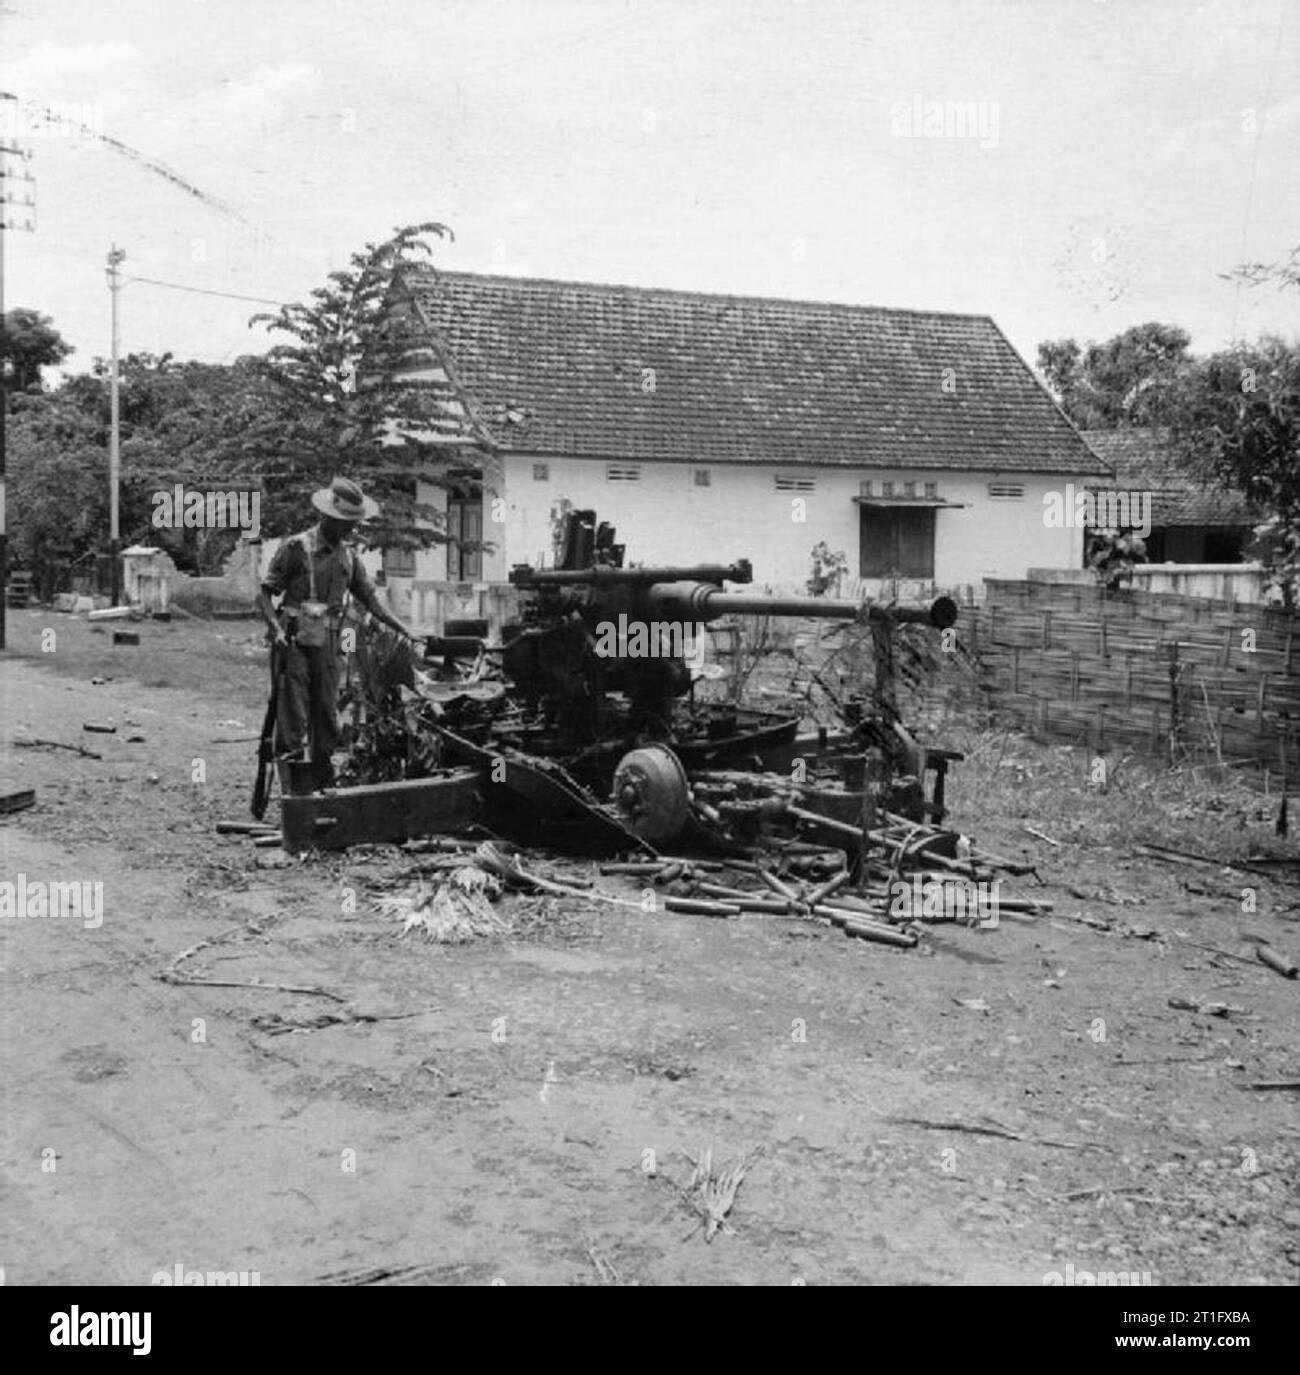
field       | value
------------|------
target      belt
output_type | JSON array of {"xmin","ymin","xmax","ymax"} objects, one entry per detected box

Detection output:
[{"xmin": 283, "ymin": 605, "xmax": 346, "ymax": 628}]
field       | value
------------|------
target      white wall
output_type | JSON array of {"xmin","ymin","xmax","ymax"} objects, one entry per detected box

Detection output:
[
  {"xmin": 496, "ymin": 456, "xmax": 1086, "ymax": 595},
  {"xmin": 1129, "ymin": 563, "xmax": 1267, "ymax": 604}
]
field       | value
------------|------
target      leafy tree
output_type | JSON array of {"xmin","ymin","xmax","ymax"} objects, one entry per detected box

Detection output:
[
  {"xmin": 5, "ymin": 353, "xmax": 275, "ymax": 589},
  {"xmin": 2, "ymin": 308, "xmax": 73, "ymax": 393},
  {"xmin": 1169, "ymin": 336, "xmax": 1300, "ymax": 604},
  {"xmin": 1036, "ymin": 323, "xmax": 1192, "ymax": 430},
  {"xmin": 245, "ymin": 222, "xmax": 497, "ymax": 547},
  {"xmin": 6, "ymin": 390, "xmax": 152, "ymax": 597}
]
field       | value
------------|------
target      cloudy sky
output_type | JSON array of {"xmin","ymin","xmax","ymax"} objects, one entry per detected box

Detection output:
[{"xmin": 2, "ymin": 0, "xmax": 1295, "ymax": 375}]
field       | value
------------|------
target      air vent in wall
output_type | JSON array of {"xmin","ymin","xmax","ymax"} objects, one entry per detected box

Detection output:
[
  {"xmin": 606, "ymin": 463, "xmax": 642, "ymax": 482},
  {"xmin": 775, "ymin": 475, "xmax": 816, "ymax": 493},
  {"xmin": 988, "ymin": 483, "xmax": 1025, "ymax": 499}
]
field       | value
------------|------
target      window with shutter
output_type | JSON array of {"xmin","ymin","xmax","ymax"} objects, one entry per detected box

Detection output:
[
  {"xmin": 446, "ymin": 485, "xmax": 483, "ymax": 581},
  {"xmin": 383, "ymin": 545, "xmax": 416, "ymax": 577},
  {"xmin": 859, "ymin": 506, "xmax": 935, "ymax": 578}
]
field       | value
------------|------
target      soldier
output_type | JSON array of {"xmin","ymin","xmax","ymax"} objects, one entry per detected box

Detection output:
[{"xmin": 256, "ymin": 476, "xmax": 419, "ymax": 790}]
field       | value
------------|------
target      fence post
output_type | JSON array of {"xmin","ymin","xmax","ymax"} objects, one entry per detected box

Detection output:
[{"xmin": 1168, "ymin": 641, "xmax": 1181, "ymax": 748}]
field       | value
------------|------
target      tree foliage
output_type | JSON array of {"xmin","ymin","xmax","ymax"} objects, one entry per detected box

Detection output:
[
  {"xmin": 6, "ymin": 225, "xmax": 498, "ymax": 597},
  {"xmin": 806, "ymin": 541, "xmax": 848, "ymax": 596},
  {"xmin": 2, "ymin": 307, "xmax": 73, "ymax": 392},
  {"xmin": 1086, "ymin": 530, "xmax": 1147, "ymax": 591},
  {"xmin": 1036, "ymin": 323, "xmax": 1192, "ymax": 430},
  {"xmin": 245, "ymin": 221, "xmax": 495, "ymax": 544},
  {"xmin": 6, "ymin": 351, "xmax": 279, "ymax": 591},
  {"xmin": 1169, "ymin": 336, "xmax": 1300, "ymax": 603},
  {"xmin": 6, "ymin": 390, "xmax": 148, "ymax": 599}
]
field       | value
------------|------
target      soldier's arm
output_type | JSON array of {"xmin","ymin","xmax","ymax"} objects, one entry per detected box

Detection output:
[{"xmin": 257, "ymin": 543, "xmax": 293, "ymax": 644}]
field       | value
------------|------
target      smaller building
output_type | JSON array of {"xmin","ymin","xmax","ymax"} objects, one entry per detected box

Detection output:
[{"xmin": 1082, "ymin": 429, "xmax": 1256, "ymax": 563}]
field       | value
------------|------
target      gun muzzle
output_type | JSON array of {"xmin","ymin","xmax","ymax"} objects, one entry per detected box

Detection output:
[{"xmin": 644, "ymin": 583, "xmax": 958, "ymax": 629}]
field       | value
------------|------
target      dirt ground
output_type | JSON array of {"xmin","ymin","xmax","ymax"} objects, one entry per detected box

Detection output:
[{"xmin": 2, "ymin": 608, "xmax": 1298, "ymax": 1286}]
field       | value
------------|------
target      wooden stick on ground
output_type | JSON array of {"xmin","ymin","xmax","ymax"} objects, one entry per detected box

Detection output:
[
  {"xmin": 14, "ymin": 737, "xmax": 103, "ymax": 760},
  {"xmin": 157, "ymin": 972, "xmax": 347, "ymax": 1002},
  {"xmin": 883, "ymin": 1116, "xmax": 1091, "ymax": 1150},
  {"xmin": 758, "ymin": 869, "xmax": 799, "ymax": 901}
]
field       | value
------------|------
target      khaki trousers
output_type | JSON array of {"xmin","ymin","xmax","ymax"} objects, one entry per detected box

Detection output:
[{"xmin": 273, "ymin": 635, "xmax": 341, "ymax": 789}]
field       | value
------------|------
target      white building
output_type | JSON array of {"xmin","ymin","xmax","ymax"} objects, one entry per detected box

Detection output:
[{"xmin": 377, "ymin": 267, "xmax": 1110, "ymax": 629}]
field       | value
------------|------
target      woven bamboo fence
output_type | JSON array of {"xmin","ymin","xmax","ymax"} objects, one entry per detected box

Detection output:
[{"xmin": 969, "ymin": 579, "xmax": 1300, "ymax": 774}]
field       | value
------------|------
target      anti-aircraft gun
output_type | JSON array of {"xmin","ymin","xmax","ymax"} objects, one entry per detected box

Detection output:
[
  {"xmin": 280, "ymin": 509, "xmax": 963, "ymax": 855},
  {"xmin": 502, "ymin": 510, "xmax": 959, "ymax": 833}
]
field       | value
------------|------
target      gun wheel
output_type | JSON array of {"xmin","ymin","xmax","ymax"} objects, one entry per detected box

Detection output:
[{"xmin": 612, "ymin": 744, "xmax": 691, "ymax": 842}]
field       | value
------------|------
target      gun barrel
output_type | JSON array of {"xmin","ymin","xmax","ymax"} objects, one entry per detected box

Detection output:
[
  {"xmin": 509, "ymin": 561, "xmax": 753, "ymax": 587},
  {"xmin": 646, "ymin": 583, "xmax": 957, "ymax": 629}
]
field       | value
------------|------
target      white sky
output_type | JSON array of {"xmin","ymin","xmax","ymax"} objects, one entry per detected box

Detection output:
[{"xmin": 2, "ymin": 0, "xmax": 1296, "ymax": 374}]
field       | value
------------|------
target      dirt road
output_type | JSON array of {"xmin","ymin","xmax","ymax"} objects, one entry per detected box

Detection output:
[{"xmin": 2, "ymin": 610, "xmax": 1298, "ymax": 1285}]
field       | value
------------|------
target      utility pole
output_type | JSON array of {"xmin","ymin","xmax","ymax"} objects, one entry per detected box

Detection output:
[
  {"xmin": 106, "ymin": 244, "xmax": 125, "ymax": 606},
  {"xmin": 0, "ymin": 134, "xmax": 37, "ymax": 650}
]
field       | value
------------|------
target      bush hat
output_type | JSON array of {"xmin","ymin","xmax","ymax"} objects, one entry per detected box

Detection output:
[{"xmin": 311, "ymin": 476, "xmax": 380, "ymax": 523}]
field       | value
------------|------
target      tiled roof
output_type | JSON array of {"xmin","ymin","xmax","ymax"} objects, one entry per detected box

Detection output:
[
  {"xmin": 393, "ymin": 268, "xmax": 1108, "ymax": 475},
  {"xmin": 1083, "ymin": 429, "xmax": 1256, "ymax": 528}
]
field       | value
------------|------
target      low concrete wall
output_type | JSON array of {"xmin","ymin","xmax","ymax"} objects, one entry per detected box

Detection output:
[
  {"xmin": 1028, "ymin": 567, "xmax": 1095, "ymax": 587},
  {"xmin": 399, "ymin": 580, "xmax": 520, "ymax": 636},
  {"xmin": 1028, "ymin": 563, "xmax": 1268, "ymax": 604},
  {"xmin": 1128, "ymin": 562, "xmax": 1266, "ymax": 604},
  {"xmin": 168, "ymin": 539, "xmax": 262, "ymax": 616}
]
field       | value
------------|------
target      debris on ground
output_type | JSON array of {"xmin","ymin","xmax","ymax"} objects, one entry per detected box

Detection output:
[
  {"xmin": 212, "ymin": 511, "xmax": 1230, "ymax": 969},
  {"xmin": 377, "ymin": 861, "xmax": 509, "ymax": 943},
  {"xmin": 13, "ymin": 736, "xmax": 102, "ymax": 760},
  {"xmin": 582, "ymin": 1235, "xmax": 626, "ymax": 1285},
  {"xmin": 1255, "ymin": 944, "xmax": 1299, "ymax": 978},
  {"xmin": 1168, "ymin": 997, "xmax": 1247, "ymax": 1018},
  {"xmin": 684, "ymin": 1146, "xmax": 761, "ymax": 1242}
]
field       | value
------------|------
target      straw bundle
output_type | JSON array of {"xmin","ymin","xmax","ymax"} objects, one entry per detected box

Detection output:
[{"xmin": 380, "ymin": 865, "xmax": 510, "ymax": 943}]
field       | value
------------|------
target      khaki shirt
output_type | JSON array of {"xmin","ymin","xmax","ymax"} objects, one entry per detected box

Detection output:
[{"xmin": 262, "ymin": 525, "xmax": 377, "ymax": 614}]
